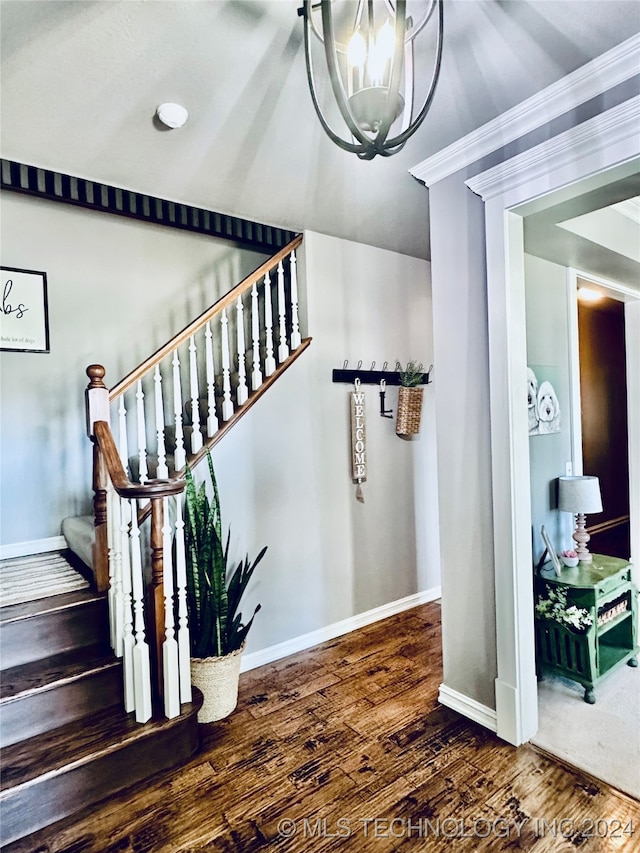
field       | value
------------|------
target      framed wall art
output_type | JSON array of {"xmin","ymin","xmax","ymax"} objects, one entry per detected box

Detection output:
[{"xmin": 1, "ymin": 266, "xmax": 50, "ymax": 353}]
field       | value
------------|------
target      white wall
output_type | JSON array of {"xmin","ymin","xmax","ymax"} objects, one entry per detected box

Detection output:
[
  {"xmin": 205, "ymin": 231, "xmax": 440, "ymax": 652},
  {"xmin": 0, "ymin": 193, "xmax": 267, "ymax": 545}
]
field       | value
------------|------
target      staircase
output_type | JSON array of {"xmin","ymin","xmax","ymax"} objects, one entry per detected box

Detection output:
[
  {"xmin": 0, "ymin": 554, "xmax": 203, "ymax": 846},
  {"xmin": 0, "ymin": 235, "xmax": 310, "ymax": 846}
]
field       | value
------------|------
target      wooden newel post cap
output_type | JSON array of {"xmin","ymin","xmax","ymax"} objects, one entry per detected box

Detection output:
[{"xmin": 86, "ymin": 364, "xmax": 107, "ymax": 388}]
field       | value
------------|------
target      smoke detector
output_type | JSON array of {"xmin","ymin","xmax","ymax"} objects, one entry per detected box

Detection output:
[{"xmin": 156, "ymin": 103, "xmax": 189, "ymax": 129}]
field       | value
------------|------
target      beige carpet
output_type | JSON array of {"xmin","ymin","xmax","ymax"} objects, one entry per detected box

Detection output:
[
  {"xmin": 533, "ymin": 658, "xmax": 640, "ymax": 800},
  {"xmin": 0, "ymin": 551, "xmax": 89, "ymax": 607}
]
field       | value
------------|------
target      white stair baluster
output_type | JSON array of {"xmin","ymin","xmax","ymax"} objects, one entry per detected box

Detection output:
[
  {"xmin": 106, "ymin": 481, "xmax": 117, "ymax": 650},
  {"xmin": 135, "ymin": 380, "xmax": 148, "ymax": 484},
  {"xmin": 117, "ymin": 396, "xmax": 130, "ymax": 474},
  {"xmin": 162, "ymin": 496, "xmax": 180, "ymax": 718},
  {"xmin": 174, "ymin": 492, "xmax": 192, "ymax": 703},
  {"xmin": 251, "ymin": 281, "xmax": 263, "ymax": 391},
  {"xmin": 188, "ymin": 335, "xmax": 203, "ymax": 454},
  {"xmin": 154, "ymin": 365, "xmax": 169, "ymax": 478},
  {"xmin": 236, "ymin": 295, "xmax": 248, "ymax": 406},
  {"xmin": 290, "ymin": 249, "xmax": 301, "ymax": 350},
  {"xmin": 221, "ymin": 309, "xmax": 234, "ymax": 421},
  {"xmin": 264, "ymin": 271, "xmax": 276, "ymax": 377},
  {"xmin": 172, "ymin": 349, "xmax": 186, "ymax": 471},
  {"xmin": 129, "ymin": 502, "xmax": 152, "ymax": 723},
  {"xmin": 120, "ymin": 498, "xmax": 135, "ymax": 712},
  {"xmin": 204, "ymin": 321, "xmax": 217, "ymax": 437},
  {"xmin": 108, "ymin": 481, "xmax": 125, "ymax": 657},
  {"xmin": 277, "ymin": 259, "xmax": 289, "ymax": 363}
]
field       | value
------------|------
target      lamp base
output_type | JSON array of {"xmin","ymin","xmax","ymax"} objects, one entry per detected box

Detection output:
[{"xmin": 573, "ymin": 513, "xmax": 592, "ymax": 562}]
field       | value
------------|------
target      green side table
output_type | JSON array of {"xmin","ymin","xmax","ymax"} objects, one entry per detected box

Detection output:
[{"xmin": 534, "ymin": 554, "xmax": 639, "ymax": 703}]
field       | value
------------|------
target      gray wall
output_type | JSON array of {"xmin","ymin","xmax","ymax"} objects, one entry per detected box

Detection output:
[
  {"xmin": 206, "ymin": 231, "xmax": 440, "ymax": 653},
  {"xmin": 0, "ymin": 193, "xmax": 440, "ymax": 654},
  {"xmin": 428, "ymin": 177, "xmax": 497, "ymax": 709},
  {"xmin": 524, "ymin": 254, "xmax": 574, "ymax": 564},
  {"xmin": 424, "ymin": 79, "xmax": 639, "ymax": 712}
]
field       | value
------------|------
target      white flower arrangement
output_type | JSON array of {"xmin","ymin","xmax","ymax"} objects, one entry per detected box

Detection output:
[{"xmin": 535, "ymin": 586, "xmax": 593, "ymax": 633}]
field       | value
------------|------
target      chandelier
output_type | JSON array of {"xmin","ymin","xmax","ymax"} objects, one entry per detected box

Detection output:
[{"xmin": 299, "ymin": 0, "xmax": 444, "ymax": 160}]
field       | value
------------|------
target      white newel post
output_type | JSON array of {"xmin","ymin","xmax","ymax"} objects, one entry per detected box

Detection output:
[
  {"xmin": 251, "ymin": 281, "xmax": 263, "ymax": 391},
  {"xmin": 188, "ymin": 335, "xmax": 203, "ymax": 454},
  {"xmin": 221, "ymin": 309, "xmax": 234, "ymax": 421},
  {"xmin": 290, "ymin": 249, "xmax": 301, "ymax": 350},
  {"xmin": 135, "ymin": 380, "xmax": 148, "ymax": 484},
  {"xmin": 205, "ymin": 321, "xmax": 217, "ymax": 437},
  {"xmin": 172, "ymin": 350, "xmax": 186, "ymax": 471},
  {"xmin": 264, "ymin": 271, "xmax": 276, "ymax": 377},
  {"xmin": 236, "ymin": 295, "xmax": 249, "ymax": 406},
  {"xmin": 153, "ymin": 365, "xmax": 169, "ymax": 478},
  {"xmin": 277, "ymin": 259, "xmax": 290, "ymax": 363},
  {"xmin": 162, "ymin": 496, "xmax": 180, "ymax": 718}
]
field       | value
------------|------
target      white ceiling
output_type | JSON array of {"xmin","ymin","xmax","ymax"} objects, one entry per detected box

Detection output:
[{"xmin": 1, "ymin": 0, "xmax": 639, "ymax": 259}]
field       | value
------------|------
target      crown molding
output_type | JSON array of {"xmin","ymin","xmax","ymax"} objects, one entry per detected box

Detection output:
[
  {"xmin": 465, "ymin": 95, "xmax": 640, "ymax": 201},
  {"xmin": 409, "ymin": 33, "xmax": 640, "ymax": 187}
]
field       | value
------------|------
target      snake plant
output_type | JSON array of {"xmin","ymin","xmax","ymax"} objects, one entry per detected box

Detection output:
[{"xmin": 183, "ymin": 451, "xmax": 267, "ymax": 658}]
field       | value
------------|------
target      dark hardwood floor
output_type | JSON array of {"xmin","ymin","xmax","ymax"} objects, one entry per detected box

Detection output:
[{"xmin": 8, "ymin": 602, "xmax": 639, "ymax": 852}]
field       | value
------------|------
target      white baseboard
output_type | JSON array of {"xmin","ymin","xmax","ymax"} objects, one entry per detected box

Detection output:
[
  {"xmin": 240, "ymin": 587, "xmax": 441, "ymax": 673},
  {"xmin": 0, "ymin": 536, "xmax": 66, "ymax": 561},
  {"xmin": 438, "ymin": 683, "xmax": 498, "ymax": 733}
]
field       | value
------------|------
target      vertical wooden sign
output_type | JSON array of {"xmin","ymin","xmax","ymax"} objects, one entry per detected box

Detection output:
[{"xmin": 350, "ymin": 381, "xmax": 366, "ymax": 502}]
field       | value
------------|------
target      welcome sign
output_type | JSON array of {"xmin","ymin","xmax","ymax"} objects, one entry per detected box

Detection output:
[{"xmin": 0, "ymin": 266, "xmax": 50, "ymax": 353}]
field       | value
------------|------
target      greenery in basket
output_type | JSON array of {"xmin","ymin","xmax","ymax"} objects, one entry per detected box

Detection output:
[
  {"xmin": 184, "ymin": 451, "xmax": 267, "ymax": 658},
  {"xmin": 535, "ymin": 586, "xmax": 593, "ymax": 633},
  {"xmin": 398, "ymin": 360, "xmax": 424, "ymax": 387}
]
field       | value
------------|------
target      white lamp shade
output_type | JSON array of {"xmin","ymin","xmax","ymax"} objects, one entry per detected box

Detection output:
[{"xmin": 558, "ymin": 476, "xmax": 603, "ymax": 514}]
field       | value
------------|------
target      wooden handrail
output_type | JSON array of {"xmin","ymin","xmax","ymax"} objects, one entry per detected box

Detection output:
[
  {"xmin": 93, "ymin": 421, "xmax": 185, "ymax": 499},
  {"xmin": 109, "ymin": 233, "xmax": 303, "ymax": 401}
]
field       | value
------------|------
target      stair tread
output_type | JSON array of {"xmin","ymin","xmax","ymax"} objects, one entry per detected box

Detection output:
[
  {"xmin": 0, "ymin": 588, "xmax": 105, "ymax": 626},
  {"xmin": 1, "ymin": 688, "xmax": 203, "ymax": 793},
  {"xmin": 0, "ymin": 643, "xmax": 118, "ymax": 702}
]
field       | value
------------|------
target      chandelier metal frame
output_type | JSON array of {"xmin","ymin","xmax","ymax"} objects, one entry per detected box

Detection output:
[{"xmin": 299, "ymin": 0, "xmax": 444, "ymax": 159}]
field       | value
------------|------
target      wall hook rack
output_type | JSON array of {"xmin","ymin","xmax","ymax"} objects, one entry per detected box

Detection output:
[{"xmin": 332, "ymin": 360, "xmax": 432, "ymax": 387}]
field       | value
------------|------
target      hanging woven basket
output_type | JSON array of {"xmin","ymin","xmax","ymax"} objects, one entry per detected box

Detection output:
[
  {"xmin": 190, "ymin": 644, "xmax": 244, "ymax": 723},
  {"xmin": 396, "ymin": 386, "xmax": 424, "ymax": 436}
]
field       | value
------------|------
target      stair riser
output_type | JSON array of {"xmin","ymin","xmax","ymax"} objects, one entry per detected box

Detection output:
[
  {"xmin": 0, "ymin": 713, "xmax": 200, "ymax": 847},
  {"xmin": 1, "ymin": 664, "xmax": 123, "ymax": 748},
  {"xmin": 0, "ymin": 599, "xmax": 109, "ymax": 669}
]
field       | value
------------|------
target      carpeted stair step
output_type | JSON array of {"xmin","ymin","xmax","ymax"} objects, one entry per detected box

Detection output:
[
  {"xmin": 0, "ymin": 643, "xmax": 122, "ymax": 748},
  {"xmin": 0, "ymin": 589, "xmax": 109, "ymax": 669},
  {"xmin": 0, "ymin": 688, "xmax": 203, "ymax": 847}
]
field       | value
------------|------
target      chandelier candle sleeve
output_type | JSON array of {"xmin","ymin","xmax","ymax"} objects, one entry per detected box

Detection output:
[{"xmin": 350, "ymin": 381, "xmax": 366, "ymax": 502}]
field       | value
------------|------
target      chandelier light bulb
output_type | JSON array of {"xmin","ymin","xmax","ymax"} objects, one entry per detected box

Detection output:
[{"xmin": 347, "ymin": 30, "xmax": 367, "ymax": 68}]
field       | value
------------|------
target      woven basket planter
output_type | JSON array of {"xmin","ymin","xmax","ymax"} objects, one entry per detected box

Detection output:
[
  {"xmin": 396, "ymin": 386, "xmax": 424, "ymax": 436},
  {"xmin": 190, "ymin": 644, "xmax": 244, "ymax": 723}
]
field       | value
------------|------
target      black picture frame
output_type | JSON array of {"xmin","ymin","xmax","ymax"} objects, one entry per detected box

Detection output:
[{"xmin": 1, "ymin": 265, "xmax": 50, "ymax": 353}]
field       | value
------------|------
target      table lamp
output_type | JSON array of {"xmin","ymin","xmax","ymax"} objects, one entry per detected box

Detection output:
[{"xmin": 558, "ymin": 475, "xmax": 603, "ymax": 563}]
